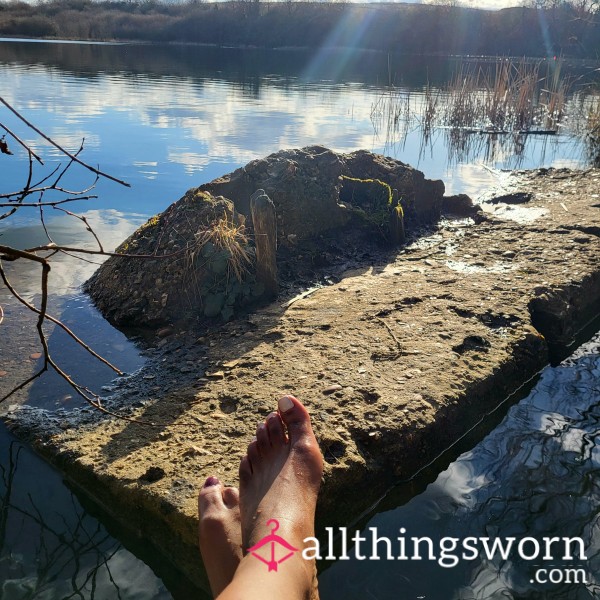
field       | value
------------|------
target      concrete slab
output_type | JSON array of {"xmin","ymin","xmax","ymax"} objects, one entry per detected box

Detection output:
[{"xmin": 6, "ymin": 168, "xmax": 600, "ymax": 592}]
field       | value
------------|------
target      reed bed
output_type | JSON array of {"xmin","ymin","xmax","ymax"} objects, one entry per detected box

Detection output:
[
  {"xmin": 441, "ymin": 59, "xmax": 569, "ymax": 133},
  {"xmin": 371, "ymin": 58, "xmax": 598, "ymax": 164},
  {"xmin": 574, "ymin": 91, "xmax": 600, "ymax": 165}
]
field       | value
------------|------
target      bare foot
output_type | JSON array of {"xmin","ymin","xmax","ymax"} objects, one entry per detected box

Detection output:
[
  {"xmin": 198, "ymin": 476, "xmax": 243, "ymax": 597},
  {"xmin": 238, "ymin": 395, "xmax": 323, "ymax": 593}
]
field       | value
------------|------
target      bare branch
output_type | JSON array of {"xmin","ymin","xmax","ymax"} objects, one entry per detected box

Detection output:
[
  {"xmin": 0, "ymin": 244, "xmax": 47, "ymax": 264},
  {"xmin": 0, "ymin": 96, "xmax": 130, "ymax": 188},
  {"xmin": 0, "ymin": 367, "xmax": 48, "ymax": 404},
  {"xmin": 0, "ymin": 121, "xmax": 43, "ymax": 164},
  {"xmin": 0, "ymin": 261, "xmax": 122, "ymax": 376},
  {"xmin": 0, "ymin": 196, "xmax": 98, "ymax": 207},
  {"xmin": 0, "ymin": 152, "xmax": 34, "ymax": 221},
  {"xmin": 54, "ymin": 207, "xmax": 104, "ymax": 253},
  {"xmin": 0, "ymin": 103, "xmax": 172, "ymax": 423},
  {"xmin": 23, "ymin": 244, "xmax": 185, "ymax": 260}
]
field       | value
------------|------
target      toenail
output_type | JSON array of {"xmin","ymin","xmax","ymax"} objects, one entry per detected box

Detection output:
[
  {"xmin": 278, "ymin": 395, "xmax": 294, "ymax": 413},
  {"xmin": 204, "ymin": 476, "xmax": 220, "ymax": 487}
]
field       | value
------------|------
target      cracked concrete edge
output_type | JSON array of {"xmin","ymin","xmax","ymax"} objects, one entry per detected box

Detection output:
[{"xmin": 11, "ymin": 264, "xmax": 600, "ymax": 594}]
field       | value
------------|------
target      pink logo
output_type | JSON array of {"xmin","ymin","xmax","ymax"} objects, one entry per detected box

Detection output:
[{"xmin": 247, "ymin": 519, "xmax": 299, "ymax": 572}]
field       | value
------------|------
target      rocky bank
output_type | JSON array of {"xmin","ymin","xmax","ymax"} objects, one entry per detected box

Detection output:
[{"xmin": 84, "ymin": 146, "xmax": 445, "ymax": 327}]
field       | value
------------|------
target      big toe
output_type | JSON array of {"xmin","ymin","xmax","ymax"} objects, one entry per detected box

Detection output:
[
  {"xmin": 277, "ymin": 395, "xmax": 315, "ymax": 445},
  {"xmin": 198, "ymin": 476, "xmax": 229, "ymax": 517}
]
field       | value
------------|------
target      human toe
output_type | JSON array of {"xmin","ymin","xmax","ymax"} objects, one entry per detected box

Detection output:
[{"xmin": 277, "ymin": 395, "xmax": 314, "ymax": 445}]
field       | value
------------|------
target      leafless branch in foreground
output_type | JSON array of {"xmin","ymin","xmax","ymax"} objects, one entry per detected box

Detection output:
[{"xmin": 0, "ymin": 97, "xmax": 177, "ymax": 423}]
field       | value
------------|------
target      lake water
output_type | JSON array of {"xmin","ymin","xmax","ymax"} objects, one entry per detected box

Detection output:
[{"xmin": 0, "ymin": 39, "xmax": 598, "ymax": 599}]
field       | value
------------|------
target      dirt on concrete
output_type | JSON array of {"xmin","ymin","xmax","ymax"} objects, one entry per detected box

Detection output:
[{"xmin": 5, "ymin": 166, "xmax": 600, "ymax": 593}]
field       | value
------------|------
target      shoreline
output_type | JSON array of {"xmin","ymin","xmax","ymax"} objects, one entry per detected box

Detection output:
[
  {"xmin": 5, "ymin": 167, "xmax": 600, "ymax": 592},
  {"xmin": 1, "ymin": 2, "xmax": 599, "ymax": 60}
]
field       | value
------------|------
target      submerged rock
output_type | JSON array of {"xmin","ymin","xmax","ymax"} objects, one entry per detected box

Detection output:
[{"xmin": 85, "ymin": 146, "xmax": 444, "ymax": 327}]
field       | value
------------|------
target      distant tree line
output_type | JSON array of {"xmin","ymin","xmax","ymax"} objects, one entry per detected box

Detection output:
[{"xmin": 0, "ymin": 0, "xmax": 598, "ymax": 58}]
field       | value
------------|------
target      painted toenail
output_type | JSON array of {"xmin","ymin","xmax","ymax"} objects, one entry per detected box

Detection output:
[
  {"xmin": 204, "ymin": 476, "xmax": 220, "ymax": 487},
  {"xmin": 278, "ymin": 395, "xmax": 294, "ymax": 413}
]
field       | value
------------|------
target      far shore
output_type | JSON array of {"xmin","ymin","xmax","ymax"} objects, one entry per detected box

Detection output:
[{"xmin": 1, "ymin": 1, "xmax": 599, "ymax": 59}]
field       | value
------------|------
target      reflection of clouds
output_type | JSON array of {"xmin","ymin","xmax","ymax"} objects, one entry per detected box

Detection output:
[
  {"xmin": 1, "ymin": 63, "xmax": 383, "ymax": 178},
  {"xmin": 429, "ymin": 459, "xmax": 490, "ymax": 512},
  {"xmin": 444, "ymin": 163, "xmax": 498, "ymax": 198},
  {"xmin": 47, "ymin": 127, "xmax": 101, "ymax": 152},
  {"xmin": 0, "ymin": 209, "xmax": 145, "ymax": 303},
  {"xmin": 0, "ymin": 54, "xmax": 588, "ymax": 201},
  {"xmin": 167, "ymin": 149, "xmax": 212, "ymax": 174}
]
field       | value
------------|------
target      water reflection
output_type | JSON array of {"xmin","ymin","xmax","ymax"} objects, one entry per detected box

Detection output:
[
  {"xmin": 319, "ymin": 333, "xmax": 600, "ymax": 599},
  {"xmin": 0, "ymin": 210, "xmax": 146, "ymax": 298},
  {"xmin": 1, "ymin": 39, "xmax": 591, "ymax": 213},
  {"xmin": 0, "ymin": 422, "xmax": 173, "ymax": 599},
  {"xmin": 0, "ymin": 210, "xmax": 146, "ymax": 410}
]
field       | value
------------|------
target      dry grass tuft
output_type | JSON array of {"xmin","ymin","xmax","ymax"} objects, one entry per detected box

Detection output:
[
  {"xmin": 443, "ymin": 59, "xmax": 569, "ymax": 133},
  {"xmin": 370, "ymin": 57, "xmax": 600, "ymax": 165},
  {"xmin": 191, "ymin": 211, "xmax": 252, "ymax": 282}
]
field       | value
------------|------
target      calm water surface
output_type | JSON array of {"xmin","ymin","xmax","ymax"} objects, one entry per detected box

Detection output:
[
  {"xmin": 0, "ymin": 39, "xmax": 598, "ymax": 599},
  {"xmin": 319, "ymin": 333, "xmax": 600, "ymax": 599}
]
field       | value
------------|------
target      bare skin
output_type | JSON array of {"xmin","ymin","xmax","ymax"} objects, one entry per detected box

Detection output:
[
  {"xmin": 198, "ymin": 477, "xmax": 243, "ymax": 597},
  {"xmin": 198, "ymin": 395, "xmax": 323, "ymax": 600}
]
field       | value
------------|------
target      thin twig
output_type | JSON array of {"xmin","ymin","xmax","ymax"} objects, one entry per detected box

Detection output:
[
  {"xmin": 0, "ymin": 196, "xmax": 97, "ymax": 205},
  {"xmin": 0, "ymin": 96, "xmax": 130, "ymax": 188},
  {"xmin": 0, "ymin": 121, "xmax": 43, "ymax": 164},
  {"xmin": 0, "ymin": 152, "xmax": 34, "ymax": 221},
  {"xmin": 22, "ymin": 244, "xmax": 185, "ymax": 260},
  {"xmin": 54, "ymin": 207, "xmax": 104, "ymax": 253},
  {"xmin": 375, "ymin": 316, "xmax": 403, "ymax": 353},
  {"xmin": 0, "ymin": 262, "xmax": 122, "ymax": 376},
  {"xmin": 0, "ymin": 368, "xmax": 48, "ymax": 404}
]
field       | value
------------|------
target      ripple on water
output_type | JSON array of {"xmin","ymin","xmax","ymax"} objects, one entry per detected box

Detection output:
[{"xmin": 319, "ymin": 331, "xmax": 600, "ymax": 599}]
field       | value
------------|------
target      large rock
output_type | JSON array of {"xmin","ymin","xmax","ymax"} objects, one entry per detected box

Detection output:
[
  {"xmin": 85, "ymin": 147, "xmax": 444, "ymax": 327},
  {"xmin": 84, "ymin": 192, "xmax": 259, "ymax": 327},
  {"xmin": 200, "ymin": 146, "xmax": 444, "ymax": 241}
]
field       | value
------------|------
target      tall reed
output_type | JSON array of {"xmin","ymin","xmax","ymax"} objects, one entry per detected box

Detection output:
[
  {"xmin": 370, "ymin": 57, "xmax": 595, "ymax": 165},
  {"xmin": 442, "ymin": 59, "xmax": 569, "ymax": 133}
]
